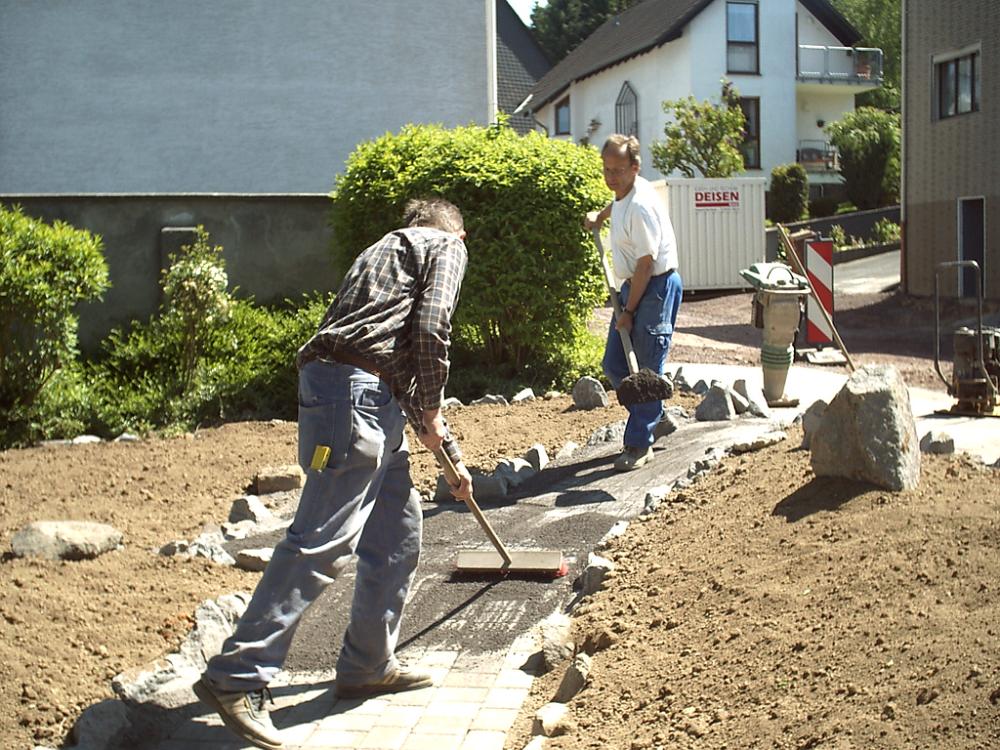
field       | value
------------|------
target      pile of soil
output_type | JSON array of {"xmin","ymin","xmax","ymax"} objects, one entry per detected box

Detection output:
[
  {"xmin": 0, "ymin": 398, "xmax": 620, "ymax": 748},
  {"xmin": 506, "ymin": 426, "xmax": 1000, "ymax": 749}
]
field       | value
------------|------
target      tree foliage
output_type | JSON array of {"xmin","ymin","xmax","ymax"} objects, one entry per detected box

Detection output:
[
  {"xmin": 650, "ymin": 81, "xmax": 747, "ymax": 178},
  {"xmin": 768, "ymin": 164, "xmax": 810, "ymax": 223},
  {"xmin": 330, "ymin": 121, "xmax": 610, "ymax": 385},
  {"xmin": 830, "ymin": 0, "xmax": 901, "ymax": 110},
  {"xmin": 530, "ymin": 0, "xmax": 642, "ymax": 63},
  {"xmin": 826, "ymin": 106, "xmax": 900, "ymax": 210}
]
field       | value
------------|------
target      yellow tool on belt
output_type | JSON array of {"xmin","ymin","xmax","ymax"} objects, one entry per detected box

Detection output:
[{"xmin": 310, "ymin": 445, "xmax": 331, "ymax": 471}]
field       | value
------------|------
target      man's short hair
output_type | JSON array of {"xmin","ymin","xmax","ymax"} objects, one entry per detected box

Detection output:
[
  {"xmin": 403, "ymin": 198, "xmax": 464, "ymax": 234},
  {"xmin": 602, "ymin": 134, "xmax": 642, "ymax": 168}
]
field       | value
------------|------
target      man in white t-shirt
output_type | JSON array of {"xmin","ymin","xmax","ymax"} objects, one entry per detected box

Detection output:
[{"xmin": 586, "ymin": 134, "xmax": 683, "ymax": 471}]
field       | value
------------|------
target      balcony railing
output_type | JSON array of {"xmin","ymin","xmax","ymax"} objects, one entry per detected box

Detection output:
[
  {"xmin": 797, "ymin": 140, "xmax": 839, "ymax": 172},
  {"xmin": 797, "ymin": 45, "xmax": 883, "ymax": 84}
]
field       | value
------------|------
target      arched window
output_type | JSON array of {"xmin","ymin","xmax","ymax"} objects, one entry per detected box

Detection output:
[{"xmin": 615, "ymin": 82, "xmax": 638, "ymax": 137}]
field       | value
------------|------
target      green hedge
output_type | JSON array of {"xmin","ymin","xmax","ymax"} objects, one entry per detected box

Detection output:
[
  {"xmin": 330, "ymin": 121, "xmax": 611, "ymax": 389},
  {"xmin": 0, "ymin": 205, "xmax": 109, "ymax": 445},
  {"xmin": 768, "ymin": 163, "xmax": 809, "ymax": 223}
]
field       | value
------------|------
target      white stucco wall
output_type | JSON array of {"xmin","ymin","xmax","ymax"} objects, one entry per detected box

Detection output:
[{"xmin": 0, "ymin": 0, "xmax": 495, "ymax": 193}]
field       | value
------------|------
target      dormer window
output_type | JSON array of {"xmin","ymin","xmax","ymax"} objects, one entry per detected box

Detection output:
[{"xmin": 555, "ymin": 97, "xmax": 571, "ymax": 135}]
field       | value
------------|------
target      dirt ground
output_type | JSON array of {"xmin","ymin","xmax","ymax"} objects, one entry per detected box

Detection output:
[{"xmin": 2, "ymin": 287, "xmax": 998, "ymax": 749}]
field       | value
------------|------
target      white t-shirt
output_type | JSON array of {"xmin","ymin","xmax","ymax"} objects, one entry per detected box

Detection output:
[{"xmin": 609, "ymin": 176, "xmax": 678, "ymax": 284}]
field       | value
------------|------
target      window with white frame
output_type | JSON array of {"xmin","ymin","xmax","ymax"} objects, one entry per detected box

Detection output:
[
  {"xmin": 727, "ymin": 1, "xmax": 759, "ymax": 74},
  {"xmin": 615, "ymin": 82, "xmax": 638, "ymax": 137},
  {"xmin": 936, "ymin": 48, "xmax": 981, "ymax": 119},
  {"xmin": 555, "ymin": 97, "xmax": 571, "ymax": 134}
]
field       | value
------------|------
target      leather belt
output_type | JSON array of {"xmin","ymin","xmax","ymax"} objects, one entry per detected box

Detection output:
[{"xmin": 324, "ymin": 349, "xmax": 384, "ymax": 379}]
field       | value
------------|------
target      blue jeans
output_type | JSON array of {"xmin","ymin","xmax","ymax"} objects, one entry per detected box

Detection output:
[
  {"xmin": 602, "ymin": 271, "xmax": 684, "ymax": 448},
  {"xmin": 205, "ymin": 360, "xmax": 421, "ymax": 692}
]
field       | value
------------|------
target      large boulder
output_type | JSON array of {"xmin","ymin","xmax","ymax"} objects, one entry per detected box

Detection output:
[
  {"xmin": 695, "ymin": 385, "xmax": 736, "ymax": 421},
  {"xmin": 572, "ymin": 377, "xmax": 609, "ymax": 410},
  {"xmin": 11, "ymin": 521, "xmax": 122, "ymax": 561},
  {"xmin": 810, "ymin": 366, "xmax": 920, "ymax": 491}
]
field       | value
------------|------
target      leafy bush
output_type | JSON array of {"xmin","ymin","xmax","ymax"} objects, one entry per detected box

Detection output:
[
  {"xmin": 651, "ymin": 80, "xmax": 746, "ymax": 179},
  {"xmin": 827, "ymin": 107, "xmax": 900, "ymax": 210},
  {"xmin": 0, "ymin": 205, "xmax": 109, "ymax": 445},
  {"xmin": 829, "ymin": 225, "xmax": 848, "ymax": 248},
  {"xmin": 871, "ymin": 218, "xmax": 901, "ymax": 244},
  {"xmin": 768, "ymin": 163, "xmax": 809, "ymax": 223},
  {"xmin": 330, "ymin": 121, "xmax": 610, "ymax": 385}
]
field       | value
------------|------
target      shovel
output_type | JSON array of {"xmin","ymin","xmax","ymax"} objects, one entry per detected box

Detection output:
[{"xmin": 591, "ymin": 228, "xmax": 674, "ymax": 407}]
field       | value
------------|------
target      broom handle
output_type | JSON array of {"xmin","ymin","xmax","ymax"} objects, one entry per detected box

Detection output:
[
  {"xmin": 433, "ymin": 447, "xmax": 513, "ymax": 565},
  {"xmin": 592, "ymin": 229, "xmax": 640, "ymax": 376},
  {"xmin": 777, "ymin": 225, "xmax": 856, "ymax": 372}
]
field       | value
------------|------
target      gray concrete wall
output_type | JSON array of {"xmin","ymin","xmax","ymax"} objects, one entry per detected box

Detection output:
[
  {"xmin": 903, "ymin": 0, "xmax": 999, "ymax": 299},
  {"xmin": 0, "ymin": 0, "xmax": 492, "ymax": 193},
  {"xmin": 2, "ymin": 195, "xmax": 338, "ymax": 349}
]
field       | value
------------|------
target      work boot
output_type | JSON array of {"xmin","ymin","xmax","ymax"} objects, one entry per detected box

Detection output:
[
  {"xmin": 335, "ymin": 665, "xmax": 435, "ymax": 699},
  {"xmin": 193, "ymin": 677, "xmax": 284, "ymax": 750},
  {"xmin": 614, "ymin": 445, "xmax": 653, "ymax": 472}
]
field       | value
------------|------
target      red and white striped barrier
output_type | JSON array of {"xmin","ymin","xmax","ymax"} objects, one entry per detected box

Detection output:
[{"xmin": 804, "ymin": 239, "xmax": 834, "ymax": 346}]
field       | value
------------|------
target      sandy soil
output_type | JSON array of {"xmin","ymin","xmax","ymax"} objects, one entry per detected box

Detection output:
[
  {"xmin": 506, "ymin": 425, "xmax": 1000, "ymax": 749},
  {"xmin": 2, "ymin": 287, "xmax": 998, "ymax": 749}
]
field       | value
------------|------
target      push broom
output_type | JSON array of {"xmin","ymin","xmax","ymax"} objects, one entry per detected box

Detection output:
[
  {"xmin": 433, "ymin": 447, "xmax": 568, "ymax": 578},
  {"xmin": 591, "ymin": 228, "xmax": 674, "ymax": 407}
]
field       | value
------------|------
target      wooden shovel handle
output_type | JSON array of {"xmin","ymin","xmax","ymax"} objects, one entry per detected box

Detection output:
[{"xmin": 592, "ymin": 229, "xmax": 640, "ymax": 376}]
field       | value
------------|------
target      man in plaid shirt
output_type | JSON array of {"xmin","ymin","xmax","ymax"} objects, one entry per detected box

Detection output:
[{"xmin": 195, "ymin": 198, "xmax": 472, "ymax": 750}]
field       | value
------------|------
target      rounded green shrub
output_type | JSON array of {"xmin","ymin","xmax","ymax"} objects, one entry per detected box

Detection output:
[
  {"xmin": 0, "ymin": 205, "xmax": 109, "ymax": 445},
  {"xmin": 768, "ymin": 163, "xmax": 809, "ymax": 223},
  {"xmin": 330, "ymin": 122, "xmax": 611, "ymax": 387}
]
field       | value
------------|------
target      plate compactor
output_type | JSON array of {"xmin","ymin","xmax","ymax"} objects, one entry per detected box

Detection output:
[{"xmin": 934, "ymin": 261, "xmax": 1000, "ymax": 418}]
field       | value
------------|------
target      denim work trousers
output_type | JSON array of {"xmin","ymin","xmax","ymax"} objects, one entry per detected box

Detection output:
[
  {"xmin": 602, "ymin": 271, "xmax": 684, "ymax": 448},
  {"xmin": 205, "ymin": 360, "xmax": 421, "ymax": 692}
]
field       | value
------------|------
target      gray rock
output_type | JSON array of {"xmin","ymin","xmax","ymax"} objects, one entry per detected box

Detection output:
[
  {"xmin": 731, "ymin": 431, "xmax": 788, "ymax": 454},
  {"xmin": 495, "ymin": 458, "xmax": 536, "ymax": 488},
  {"xmin": 733, "ymin": 379, "xmax": 772, "ymax": 418},
  {"xmin": 579, "ymin": 553, "xmax": 615, "ymax": 595},
  {"xmin": 729, "ymin": 388, "xmax": 751, "ymax": 415},
  {"xmin": 114, "ymin": 432, "xmax": 140, "ymax": 443},
  {"xmin": 801, "ymin": 399, "xmax": 828, "ymax": 449},
  {"xmin": 642, "ymin": 484, "xmax": 673, "ymax": 514},
  {"xmin": 920, "ymin": 430, "xmax": 955, "ymax": 455},
  {"xmin": 523, "ymin": 443, "xmax": 549, "ymax": 472},
  {"xmin": 158, "ymin": 540, "xmax": 189, "ymax": 556},
  {"xmin": 810, "ymin": 365, "xmax": 920, "ymax": 491},
  {"xmin": 597, "ymin": 520, "xmax": 629, "ymax": 549},
  {"xmin": 221, "ymin": 519, "xmax": 257, "ymax": 540},
  {"xmin": 534, "ymin": 702, "xmax": 573, "ymax": 737},
  {"xmin": 472, "ymin": 470, "xmax": 509, "ymax": 501},
  {"xmin": 512, "ymin": 388, "xmax": 536, "ymax": 403},
  {"xmin": 441, "ymin": 396, "xmax": 464, "ymax": 409},
  {"xmin": 555, "ymin": 441, "xmax": 578, "ymax": 460},
  {"xmin": 186, "ymin": 531, "xmax": 235, "ymax": 566},
  {"xmin": 11, "ymin": 521, "xmax": 123, "ymax": 561},
  {"xmin": 539, "ymin": 613, "xmax": 573, "ymax": 672},
  {"xmin": 554, "ymin": 653, "xmax": 592, "ymax": 703},
  {"xmin": 695, "ymin": 385, "xmax": 736, "ymax": 421},
  {"xmin": 572, "ymin": 376, "xmax": 609, "ymax": 410},
  {"xmin": 69, "ymin": 699, "xmax": 132, "ymax": 749},
  {"xmin": 228, "ymin": 495, "xmax": 273, "ymax": 525},
  {"xmin": 692, "ymin": 379, "xmax": 710, "ymax": 395},
  {"xmin": 523, "ymin": 738, "xmax": 547, "ymax": 750},
  {"xmin": 254, "ymin": 465, "xmax": 304, "ymax": 495},
  {"xmin": 471, "ymin": 394, "xmax": 509, "ymax": 406},
  {"xmin": 543, "ymin": 390, "xmax": 561, "ymax": 400},
  {"xmin": 72, "ymin": 434, "xmax": 102, "ymax": 445},
  {"xmin": 587, "ymin": 420, "xmax": 626, "ymax": 445},
  {"xmin": 235, "ymin": 547, "xmax": 274, "ymax": 572},
  {"xmin": 665, "ymin": 405, "xmax": 691, "ymax": 421},
  {"xmin": 672, "ymin": 366, "xmax": 691, "ymax": 392}
]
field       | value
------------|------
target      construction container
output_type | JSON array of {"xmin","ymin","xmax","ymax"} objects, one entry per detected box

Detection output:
[{"xmin": 651, "ymin": 177, "xmax": 767, "ymax": 291}]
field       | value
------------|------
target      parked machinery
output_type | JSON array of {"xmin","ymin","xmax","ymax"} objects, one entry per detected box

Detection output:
[{"xmin": 934, "ymin": 261, "xmax": 1000, "ymax": 417}]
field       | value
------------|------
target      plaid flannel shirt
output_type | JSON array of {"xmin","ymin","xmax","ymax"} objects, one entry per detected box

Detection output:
[{"xmin": 296, "ymin": 226, "xmax": 467, "ymax": 462}]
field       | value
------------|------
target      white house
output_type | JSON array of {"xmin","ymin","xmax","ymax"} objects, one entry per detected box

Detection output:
[{"xmin": 524, "ymin": 0, "xmax": 882, "ymax": 196}]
